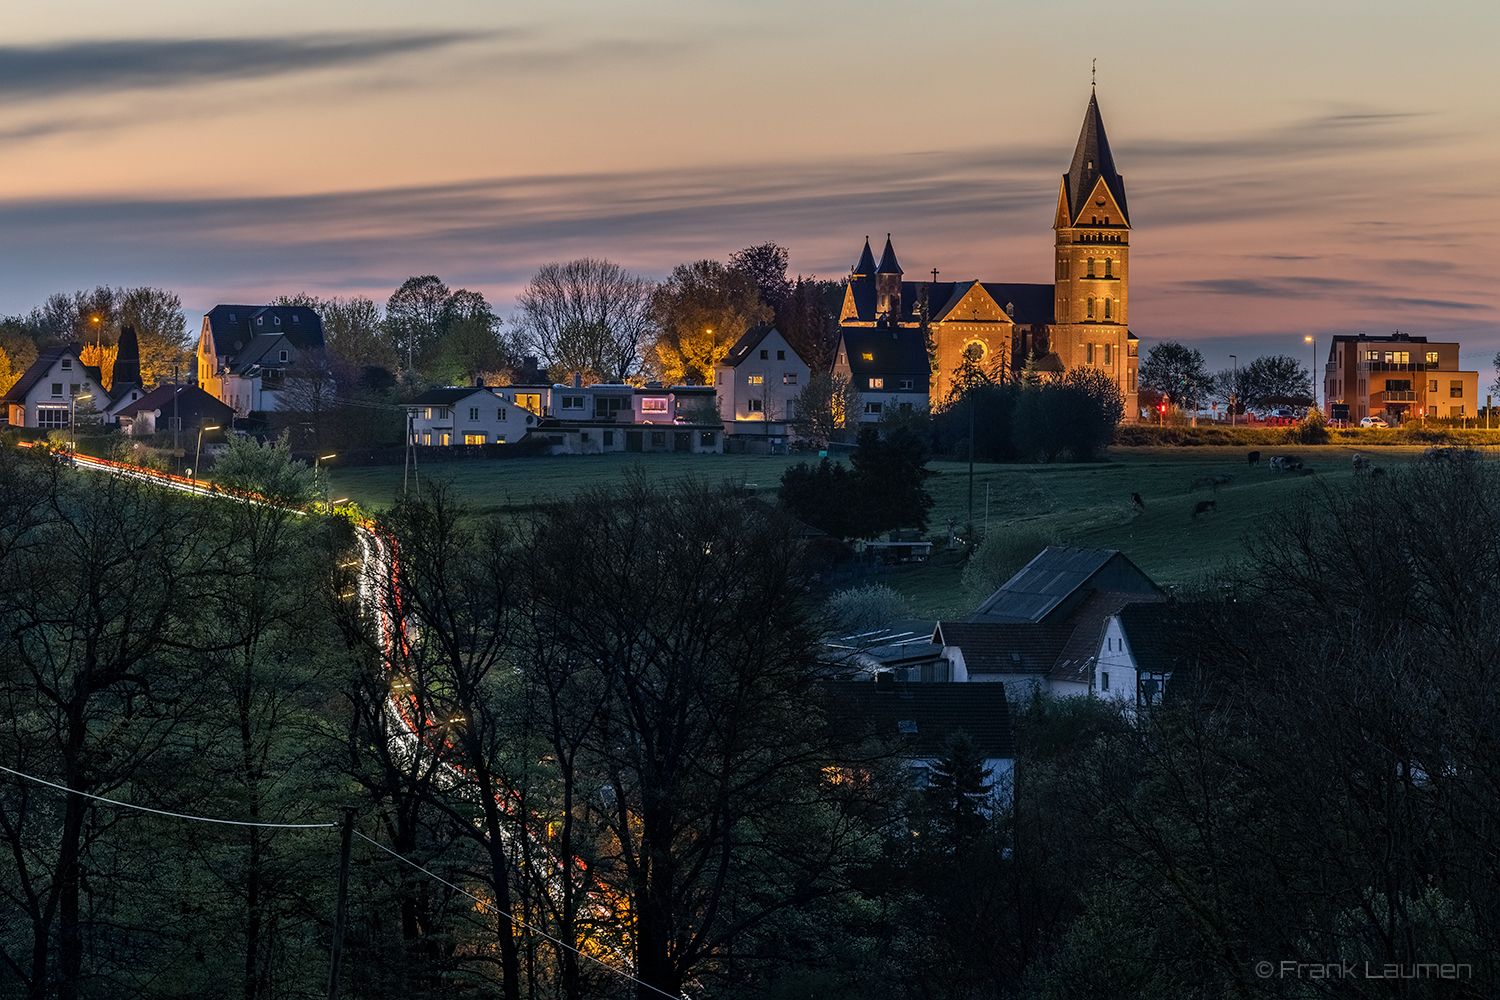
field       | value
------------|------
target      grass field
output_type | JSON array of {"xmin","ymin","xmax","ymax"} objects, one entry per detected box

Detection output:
[{"xmin": 323, "ymin": 444, "xmax": 1438, "ymax": 618}]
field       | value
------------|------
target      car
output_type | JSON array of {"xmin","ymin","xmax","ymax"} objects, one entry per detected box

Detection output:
[
  {"xmin": 1269, "ymin": 408, "xmax": 1297, "ymax": 419},
  {"xmin": 1359, "ymin": 416, "xmax": 1389, "ymax": 428}
]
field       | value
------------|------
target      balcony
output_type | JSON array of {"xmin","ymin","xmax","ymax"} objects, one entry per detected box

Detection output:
[
  {"xmin": 1357, "ymin": 361, "xmax": 1437, "ymax": 372},
  {"xmin": 1379, "ymin": 391, "xmax": 1418, "ymax": 403}
]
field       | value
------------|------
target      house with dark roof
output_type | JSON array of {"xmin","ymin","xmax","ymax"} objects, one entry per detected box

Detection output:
[
  {"xmin": 834, "ymin": 91, "xmax": 1140, "ymax": 417},
  {"xmin": 713, "ymin": 324, "xmax": 810, "ymax": 451},
  {"xmin": 1095, "ymin": 601, "xmax": 1209, "ymax": 712},
  {"xmin": 102, "ymin": 325, "xmax": 148, "ymax": 424},
  {"xmin": 819, "ymin": 678, "xmax": 1015, "ymax": 804},
  {"xmin": 932, "ymin": 546, "xmax": 1166, "ymax": 698},
  {"xmin": 1, "ymin": 344, "xmax": 106, "ymax": 429},
  {"xmin": 196, "ymin": 305, "xmax": 326, "ymax": 417},
  {"xmin": 115, "ymin": 385, "xmax": 234, "ymax": 437}
]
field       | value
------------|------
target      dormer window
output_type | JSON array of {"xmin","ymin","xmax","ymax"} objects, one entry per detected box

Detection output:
[
  {"xmin": 292, "ymin": 314, "xmax": 300, "ymax": 323},
  {"xmin": 257, "ymin": 317, "xmax": 263, "ymax": 326},
  {"xmin": 274, "ymin": 316, "xmax": 281, "ymax": 325},
  {"xmin": 229, "ymin": 313, "xmax": 236, "ymax": 322}
]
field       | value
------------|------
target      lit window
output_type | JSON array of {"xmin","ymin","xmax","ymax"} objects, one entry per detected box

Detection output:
[
  {"xmin": 464, "ymin": 433, "xmax": 485, "ymax": 445},
  {"xmin": 440, "ymin": 433, "xmax": 450, "ymax": 446},
  {"xmin": 869, "ymin": 378, "xmax": 883, "ymax": 389},
  {"xmin": 1426, "ymin": 352, "xmax": 1439, "ymax": 365},
  {"xmin": 861, "ymin": 352, "xmax": 873, "ymax": 361},
  {"xmin": 1429, "ymin": 381, "xmax": 1438, "ymax": 392},
  {"xmin": 422, "ymin": 432, "xmax": 431, "ymax": 446},
  {"xmin": 748, "ymin": 375, "xmax": 764, "ymax": 385},
  {"xmin": 1451, "ymin": 381, "xmax": 1464, "ymax": 398},
  {"xmin": 641, "ymin": 398, "xmax": 668, "ymax": 413},
  {"xmin": 783, "ymin": 373, "xmax": 797, "ymax": 385}
]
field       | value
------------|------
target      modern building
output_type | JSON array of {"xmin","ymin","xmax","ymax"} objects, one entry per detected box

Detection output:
[
  {"xmin": 714, "ymin": 325, "xmax": 810, "ymax": 449},
  {"xmin": 1323, "ymin": 332, "xmax": 1480, "ymax": 424},
  {"xmin": 834, "ymin": 90, "xmax": 1140, "ymax": 418},
  {"xmin": 196, "ymin": 305, "xmax": 327, "ymax": 417}
]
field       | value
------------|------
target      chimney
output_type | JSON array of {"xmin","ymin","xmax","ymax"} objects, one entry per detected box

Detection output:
[{"xmin": 574, "ymin": 372, "xmax": 582, "ymax": 388}]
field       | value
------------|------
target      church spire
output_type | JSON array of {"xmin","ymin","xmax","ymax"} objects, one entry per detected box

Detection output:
[
  {"xmin": 1064, "ymin": 92, "xmax": 1129, "ymax": 226},
  {"xmin": 876, "ymin": 234, "xmax": 903, "ymax": 275},
  {"xmin": 852, "ymin": 237, "xmax": 876, "ymax": 278}
]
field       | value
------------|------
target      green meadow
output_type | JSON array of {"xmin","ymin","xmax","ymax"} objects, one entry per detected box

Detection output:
[{"xmin": 324, "ymin": 444, "xmax": 1440, "ymax": 618}]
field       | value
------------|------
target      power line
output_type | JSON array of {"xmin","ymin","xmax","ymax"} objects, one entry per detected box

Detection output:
[
  {"xmin": 0, "ymin": 763, "xmax": 336, "ymax": 829},
  {"xmin": 355, "ymin": 831, "xmax": 683, "ymax": 1000}
]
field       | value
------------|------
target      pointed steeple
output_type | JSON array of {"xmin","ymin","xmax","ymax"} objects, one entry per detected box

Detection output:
[
  {"xmin": 876, "ymin": 234, "xmax": 903, "ymax": 275},
  {"xmin": 852, "ymin": 237, "xmax": 877, "ymax": 278},
  {"xmin": 1064, "ymin": 93, "xmax": 1129, "ymax": 226}
]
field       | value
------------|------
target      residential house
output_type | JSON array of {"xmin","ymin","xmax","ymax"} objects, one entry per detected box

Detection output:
[
  {"xmin": 406, "ymin": 384, "xmax": 537, "ymax": 446},
  {"xmin": 832, "ymin": 319, "xmax": 933, "ymax": 422},
  {"xmin": 1323, "ymin": 332, "xmax": 1480, "ymax": 424},
  {"xmin": 1, "ymin": 344, "xmax": 105, "ymax": 429},
  {"xmin": 819, "ymin": 678, "xmax": 1015, "ymax": 805},
  {"xmin": 713, "ymin": 325, "xmax": 810, "ymax": 452},
  {"xmin": 115, "ymin": 385, "xmax": 234, "ymax": 437},
  {"xmin": 196, "ymin": 305, "xmax": 327, "ymax": 418}
]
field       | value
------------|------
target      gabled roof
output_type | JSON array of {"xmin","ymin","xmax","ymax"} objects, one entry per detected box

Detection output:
[
  {"xmin": 115, "ymin": 384, "xmax": 234, "ymax": 424},
  {"xmin": 838, "ymin": 326, "xmax": 931, "ymax": 379},
  {"xmin": 978, "ymin": 283, "xmax": 1056, "ymax": 326},
  {"xmin": 818, "ymin": 680, "xmax": 1014, "ymax": 761},
  {"xmin": 720, "ymin": 324, "xmax": 804, "ymax": 369},
  {"xmin": 1064, "ymin": 92, "xmax": 1130, "ymax": 226},
  {"xmin": 933, "ymin": 622, "xmax": 1072, "ymax": 675},
  {"xmin": 1, "ymin": 344, "xmax": 86, "ymax": 406},
  {"xmin": 876, "ymin": 235, "xmax": 903, "ymax": 275},
  {"xmin": 1118, "ymin": 602, "xmax": 1201, "ymax": 676},
  {"xmin": 968, "ymin": 546, "xmax": 1162, "ymax": 625},
  {"xmin": 205, "ymin": 305, "xmax": 325, "ymax": 357},
  {"xmin": 852, "ymin": 239, "xmax": 877, "ymax": 278},
  {"xmin": 409, "ymin": 386, "xmax": 496, "ymax": 406}
]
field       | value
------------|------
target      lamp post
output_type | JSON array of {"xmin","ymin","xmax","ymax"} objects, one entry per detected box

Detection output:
[
  {"xmin": 1305, "ymin": 335, "xmax": 1317, "ymax": 413},
  {"xmin": 1229, "ymin": 355, "xmax": 1237, "ymax": 426},
  {"xmin": 70, "ymin": 393, "xmax": 92, "ymax": 453},
  {"xmin": 192, "ymin": 424, "xmax": 220, "ymax": 481},
  {"xmin": 316, "ymin": 452, "xmax": 336, "ymax": 498}
]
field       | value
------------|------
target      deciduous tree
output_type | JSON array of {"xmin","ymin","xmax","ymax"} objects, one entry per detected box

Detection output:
[
  {"xmin": 514, "ymin": 259, "xmax": 652, "ymax": 384},
  {"xmin": 648, "ymin": 261, "xmax": 770, "ymax": 384}
]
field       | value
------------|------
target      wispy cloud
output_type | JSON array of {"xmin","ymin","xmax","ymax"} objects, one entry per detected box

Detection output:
[{"xmin": 0, "ymin": 33, "xmax": 484, "ymax": 98}]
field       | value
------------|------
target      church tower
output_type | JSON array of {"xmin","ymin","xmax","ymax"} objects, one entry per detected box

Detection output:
[
  {"xmin": 874, "ymin": 235, "xmax": 903, "ymax": 320},
  {"xmin": 1051, "ymin": 90, "xmax": 1137, "ymax": 414}
]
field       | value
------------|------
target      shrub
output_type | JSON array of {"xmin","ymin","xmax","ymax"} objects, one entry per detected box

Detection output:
[
  {"xmin": 963, "ymin": 522, "xmax": 1060, "ymax": 597},
  {"xmin": 824, "ymin": 584, "xmax": 914, "ymax": 637}
]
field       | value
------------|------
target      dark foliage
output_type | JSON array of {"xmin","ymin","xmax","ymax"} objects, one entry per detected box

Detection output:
[
  {"xmin": 1012, "ymin": 368, "xmax": 1124, "ymax": 461},
  {"xmin": 779, "ymin": 425, "xmax": 934, "ymax": 538}
]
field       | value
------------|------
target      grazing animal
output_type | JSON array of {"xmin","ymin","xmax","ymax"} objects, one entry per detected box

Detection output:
[
  {"xmin": 1352, "ymin": 453, "xmax": 1369, "ymax": 473},
  {"xmin": 1131, "ymin": 492, "xmax": 1145, "ymax": 508},
  {"xmin": 1247, "ymin": 451, "xmax": 1261, "ymax": 467},
  {"xmin": 1193, "ymin": 499, "xmax": 1218, "ymax": 517}
]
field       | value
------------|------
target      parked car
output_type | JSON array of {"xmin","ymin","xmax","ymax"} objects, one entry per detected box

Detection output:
[
  {"xmin": 1359, "ymin": 416, "xmax": 1389, "ymax": 428},
  {"xmin": 1269, "ymin": 408, "xmax": 1297, "ymax": 419}
]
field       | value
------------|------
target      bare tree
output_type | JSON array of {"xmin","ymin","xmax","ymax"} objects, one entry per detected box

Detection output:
[{"xmin": 515, "ymin": 259, "xmax": 653, "ymax": 384}]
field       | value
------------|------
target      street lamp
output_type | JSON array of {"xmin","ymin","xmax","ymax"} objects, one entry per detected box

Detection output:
[
  {"xmin": 192, "ymin": 424, "xmax": 220, "ymax": 481},
  {"xmin": 1229, "ymin": 356, "xmax": 1237, "ymax": 426},
  {"xmin": 70, "ymin": 393, "xmax": 92, "ymax": 453},
  {"xmin": 316, "ymin": 452, "xmax": 336, "ymax": 497},
  {"xmin": 1305, "ymin": 335, "xmax": 1317, "ymax": 412}
]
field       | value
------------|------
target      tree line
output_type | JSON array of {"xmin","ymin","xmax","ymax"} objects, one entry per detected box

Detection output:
[{"xmin": 1139, "ymin": 340, "xmax": 1314, "ymax": 415}]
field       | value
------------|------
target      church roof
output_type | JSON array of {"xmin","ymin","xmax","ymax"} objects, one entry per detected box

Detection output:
[
  {"xmin": 1065, "ymin": 92, "xmax": 1129, "ymax": 226},
  {"xmin": 852, "ymin": 239, "xmax": 877, "ymax": 277},
  {"xmin": 876, "ymin": 235, "xmax": 903, "ymax": 275},
  {"xmin": 979, "ymin": 283, "xmax": 1057, "ymax": 326}
]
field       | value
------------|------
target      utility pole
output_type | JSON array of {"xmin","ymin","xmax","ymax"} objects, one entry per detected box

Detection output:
[
  {"xmin": 172, "ymin": 363, "xmax": 181, "ymax": 459},
  {"xmin": 326, "ymin": 806, "xmax": 356, "ymax": 1000}
]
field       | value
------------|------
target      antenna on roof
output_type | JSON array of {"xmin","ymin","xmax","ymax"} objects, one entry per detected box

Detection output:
[{"xmin": 1092, "ymin": 58, "xmax": 1096, "ymax": 92}]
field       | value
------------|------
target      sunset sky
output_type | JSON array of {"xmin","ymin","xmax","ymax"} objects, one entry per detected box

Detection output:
[{"xmin": 1, "ymin": 0, "xmax": 1497, "ymax": 375}]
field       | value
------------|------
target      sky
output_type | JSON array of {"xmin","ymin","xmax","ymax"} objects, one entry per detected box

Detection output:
[{"xmin": 1, "ymin": 0, "xmax": 1497, "ymax": 376}]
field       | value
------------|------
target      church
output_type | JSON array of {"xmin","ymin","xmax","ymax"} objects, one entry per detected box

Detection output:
[{"xmin": 833, "ymin": 90, "xmax": 1139, "ymax": 420}]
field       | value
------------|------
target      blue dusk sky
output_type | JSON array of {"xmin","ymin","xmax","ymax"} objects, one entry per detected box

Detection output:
[{"xmin": 0, "ymin": 0, "xmax": 1497, "ymax": 373}]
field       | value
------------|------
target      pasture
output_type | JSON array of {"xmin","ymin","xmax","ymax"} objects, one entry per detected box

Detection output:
[{"xmin": 323, "ymin": 444, "xmax": 1437, "ymax": 618}]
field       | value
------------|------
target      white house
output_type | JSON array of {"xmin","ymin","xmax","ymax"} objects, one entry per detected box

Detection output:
[
  {"xmin": 1, "ymin": 345, "xmax": 103, "ymax": 429},
  {"xmin": 196, "ymin": 304, "xmax": 326, "ymax": 417},
  {"xmin": 1095, "ymin": 602, "xmax": 1193, "ymax": 713},
  {"xmin": 714, "ymin": 325, "xmax": 810, "ymax": 452},
  {"xmin": 406, "ymin": 385, "xmax": 537, "ymax": 446}
]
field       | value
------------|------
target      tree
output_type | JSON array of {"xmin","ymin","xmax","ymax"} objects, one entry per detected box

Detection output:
[
  {"xmin": 778, "ymin": 457, "xmax": 862, "ymax": 539},
  {"xmin": 849, "ymin": 424, "xmax": 935, "ymax": 535},
  {"xmin": 211, "ymin": 431, "xmax": 318, "ymax": 504},
  {"xmin": 321, "ymin": 296, "xmax": 396, "ymax": 371},
  {"xmin": 1011, "ymin": 367, "xmax": 1123, "ymax": 462},
  {"xmin": 385, "ymin": 276, "xmax": 451, "ymax": 372},
  {"xmin": 921, "ymin": 732, "xmax": 993, "ymax": 847},
  {"xmin": 1240, "ymin": 353, "xmax": 1312, "ymax": 411},
  {"xmin": 792, "ymin": 371, "xmax": 862, "ymax": 445},
  {"xmin": 1137, "ymin": 341, "xmax": 1209, "ymax": 407},
  {"xmin": 119, "ymin": 286, "xmax": 188, "ymax": 387},
  {"xmin": 777, "ymin": 276, "xmax": 842, "ymax": 374},
  {"xmin": 428, "ymin": 289, "xmax": 511, "ymax": 386},
  {"xmin": 648, "ymin": 260, "xmax": 771, "ymax": 384},
  {"xmin": 514, "ymin": 259, "xmax": 653, "ymax": 383},
  {"xmin": 729, "ymin": 242, "xmax": 793, "ymax": 315}
]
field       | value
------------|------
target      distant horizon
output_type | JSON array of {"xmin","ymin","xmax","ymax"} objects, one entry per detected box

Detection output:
[{"xmin": 2, "ymin": 1, "xmax": 1496, "ymax": 378}]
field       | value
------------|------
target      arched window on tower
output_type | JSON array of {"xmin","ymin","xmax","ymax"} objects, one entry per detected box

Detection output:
[
  {"xmin": 1087, "ymin": 298, "xmax": 1095, "ymax": 319},
  {"xmin": 1087, "ymin": 258, "xmax": 1095, "ymax": 277},
  {"xmin": 1104, "ymin": 298, "xmax": 1112, "ymax": 320}
]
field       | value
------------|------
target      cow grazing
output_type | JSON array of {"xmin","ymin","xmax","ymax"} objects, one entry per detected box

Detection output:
[
  {"xmin": 1131, "ymin": 492, "xmax": 1146, "ymax": 508},
  {"xmin": 1247, "ymin": 451, "xmax": 1261, "ymax": 467},
  {"xmin": 1193, "ymin": 500, "xmax": 1218, "ymax": 517}
]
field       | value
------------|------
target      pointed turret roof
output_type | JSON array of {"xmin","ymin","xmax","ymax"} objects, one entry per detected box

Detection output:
[
  {"xmin": 876, "ymin": 234, "xmax": 903, "ymax": 275},
  {"xmin": 1064, "ymin": 93, "xmax": 1129, "ymax": 226},
  {"xmin": 852, "ymin": 238, "xmax": 877, "ymax": 277}
]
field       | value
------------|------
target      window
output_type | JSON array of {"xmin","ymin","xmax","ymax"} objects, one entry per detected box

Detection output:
[
  {"xmin": 440, "ymin": 433, "xmax": 451, "ymax": 447},
  {"xmin": 497, "ymin": 435, "xmax": 506, "ymax": 443},
  {"xmin": 1101, "ymin": 671, "xmax": 1110, "ymax": 691},
  {"xmin": 257, "ymin": 317, "xmax": 264, "ymax": 326},
  {"xmin": 561, "ymin": 395, "xmax": 584, "ymax": 409},
  {"xmin": 279, "ymin": 350, "xmax": 288, "ymax": 362},
  {"xmin": 1086, "ymin": 343, "xmax": 1094, "ymax": 364},
  {"xmin": 51, "ymin": 383, "xmax": 63, "ymax": 397},
  {"xmin": 292, "ymin": 314, "xmax": 300, "ymax": 323},
  {"xmin": 759, "ymin": 349, "xmax": 768, "ymax": 359},
  {"xmin": 783, "ymin": 372, "xmax": 797, "ymax": 385},
  {"xmin": 861, "ymin": 352, "xmax": 873, "ymax": 361},
  {"xmin": 1104, "ymin": 344, "xmax": 1112, "ymax": 364},
  {"xmin": 1104, "ymin": 298, "xmax": 1112, "ymax": 320},
  {"xmin": 747, "ymin": 399, "xmax": 763, "ymax": 412},
  {"xmin": 580, "ymin": 432, "xmax": 590, "ymax": 443},
  {"xmin": 650, "ymin": 431, "xmax": 665, "ymax": 446},
  {"xmin": 1426, "ymin": 351, "xmax": 1439, "ymax": 365},
  {"xmin": 1429, "ymin": 380, "xmax": 1438, "ymax": 392},
  {"xmin": 777, "ymin": 350, "xmax": 785, "ymax": 360},
  {"xmin": 1086, "ymin": 257, "xmax": 1095, "ymax": 277},
  {"xmin": 641, "ymin": 397, "xmax": 669, "ymax": 413},
  {"xmin": 864, "ymin": 401, "xmax": 883, "ymax": 414},
  {"xmin": 1087, "ymin": 298, "xmax": 1095, "ymax": 319},
  {"xmin": 438, "ymin": 407, "xmax": 450, "ymax": 419},
  {"xmin": 899, "ymin": 379, "xmax": 913, "ymax": 390},
  {"xmin": 603, "ymin": 430, "xmax": 614, "ymax": 445},
  {"xmin": 229, "ymin": 313, "xmax": 236, "ymax": 322},
  {"xmin": 1451, "ymin": 380, "xmax": 1464, "ymax": 398},
  {"xmin": 422, "ymin": 432, "xmax": 432, "ymax": 446},
  {"xmin": 469, "ymin": 407, "xmax": 479, "ymax": 421},
  {"xmin": 423, "ymin": 407, "xmax": 432, "ymax": 419},
  {"xmin": 464, "ymin": 433, "xmax": 486, "ymax": 445},
  {"xmin": 498, "ymin": 407, "xmax": 507, "ymax": 420},
  {"xmin": 37, "ymin": 407, "xmax": 67, "ymax": 429},
  {"xmin": 1452, "ymin": 406, "xmax": 1464, "ymax": 417},
  {"xmin": 1105, "ymin": 258, "xmax": 1113, "ymax": 278},
  {"xmin": 748, "ymin": 374, "xmax": 764, "ymax": 385},
  {"xmin": 61, "ymin": 358, "xmax": 72, "ymax": 370},
  {"xmin": 869, "ymin": 378, "xmax": 883, "ymax": 389},
  {"xmin": 714, "ymin": 371, "xmax": 721, "ymax": 385}
]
